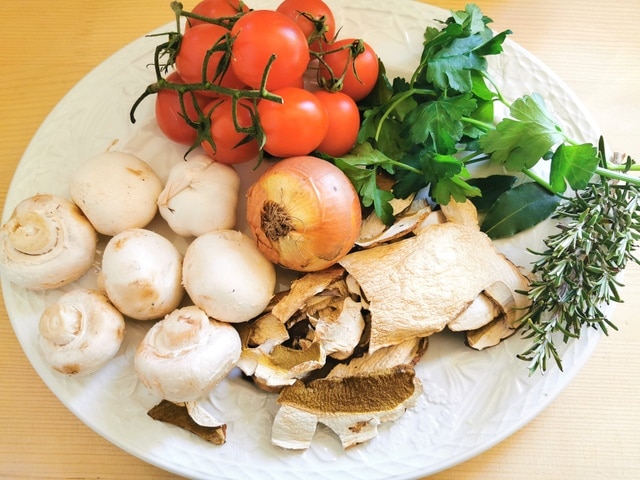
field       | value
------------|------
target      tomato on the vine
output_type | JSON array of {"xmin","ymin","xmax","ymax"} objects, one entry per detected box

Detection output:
[
  {"xmin": 276, "ymin": 0, "xmax": 336, "ymax": 52},
  {"xmin": 155, "ymin": 71, "xmax": 210, "ymax": 145},
  {"xmin": 257, "ymin": 87, "xmax": 329, "ymax": 158},
  {"xmin": 175, "ymin": 23, "xmax": 245, "ymax": 95},
  {"xmin": 186, "ymin": 0, "xmax": 249, "ymax": 29},
  {"xmin": 317, "ymin": 38, "xmax": 380, "ymax": 101},
  {"xmin": 313, "ymin": 90, "xmax": 360, "ymax": 157},
  {"xmin": 201, "ymin": 97, "xmax": 260, "ymax": 164},
  {"xmin": 230, "ymin": 10, "xmax": 309, "ymax": 91}
]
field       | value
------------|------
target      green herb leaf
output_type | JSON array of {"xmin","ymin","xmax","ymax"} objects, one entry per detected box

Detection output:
[
  {"xmin": 432, "ymin": 172, "xmax": 482, "ymax": 204},
  {"xmin": 510, "ymin": 93, "xmax": 558, "ymax": 127},
  {"xmin": 481, "ymin": 182, "xmax": 561, "ymax": 238},
  {"xmin": 333, "ymin": 156, "xmax": 395, "ymax": 225},
  {"xmin": 549, "ymin": 143, "xmax": 599, "ymax": 193},
  {"xmin": 468, "ymin": 174, "xmax": 518, "ymax": 211},
  {"xmin": 479, "ymin": 94, "xmax": 565, "ymax": 170},
  {"xmin": 420, "ymin": 5, "xmax": 510, "ymax": 93},
  {"xmin": 404, "ymin": 93, "xmax": 477, "ymax": 153}
]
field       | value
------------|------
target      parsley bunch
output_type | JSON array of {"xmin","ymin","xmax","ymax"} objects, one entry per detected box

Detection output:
[{"xmin": 330, "ymin": 4, "xmax": 640, "ymax": 230}]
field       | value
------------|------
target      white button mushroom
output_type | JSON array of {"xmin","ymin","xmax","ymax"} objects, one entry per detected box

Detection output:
[
  {"xmin": 100, "ymin": 228, "xmax": 184, "ymax": 321},
  {"xmin": 182, "ymin": 230, "xmax": 276, "ymax": 324},
  {"xmin": 0, "ymin": 194, "xmax": 97, "ymax": 290},
  {"xmin": 134, "ymin": 305, "xmax": 242, "ymax": 403},
  {"xmin": 157, "ymin": 154, "xmax": 241, "ymax": 237},
  {"xmin": 70, "ymin": 151, "xmax": 163, "ymax": 236},
  {"xmin": 38, "ymin": 289, "xmax": 125, "ymax": 376}
]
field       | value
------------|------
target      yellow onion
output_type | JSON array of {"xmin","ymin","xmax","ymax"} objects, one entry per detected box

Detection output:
[{"xmin": 246, "ymin": 156, "xmax": 362, "ymax": 272}]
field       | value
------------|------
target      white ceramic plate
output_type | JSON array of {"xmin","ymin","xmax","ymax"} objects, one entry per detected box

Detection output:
[{"xmin": 2, "ymin": 1, "xmax": 605, "ymax": 478}]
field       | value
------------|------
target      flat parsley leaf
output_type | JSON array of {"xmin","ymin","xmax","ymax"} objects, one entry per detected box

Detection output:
[
  {"xmin": 424, "ymin": 28, "xmax": 511, "ymax": 92},
  {"xmin": 479, "ymin": 94, "xmax": 564, "ymax": 170},
  {"xmin": 404, "ymin": 93, "xmax": 477, "ymax": 153},
  {"xmin": 333, "ymin": 143, "xmax": 398, "ymax": 224},
  {"xmin": 549, "ymin": 143, "xmax": 599, "ymax": 193}
]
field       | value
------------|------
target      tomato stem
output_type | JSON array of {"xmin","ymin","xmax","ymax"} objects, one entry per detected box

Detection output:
[
  {"xmin": 170, "ymin": 1, "xmax": 242, "ymax": 30},
  {"xmin": 313, "ymin": 39, "xmax": 366, "ymax": 93}
]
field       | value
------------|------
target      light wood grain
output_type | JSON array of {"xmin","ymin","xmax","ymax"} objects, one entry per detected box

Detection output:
[{"xmin": 1, "ymin": 1, "xmax": 639, "ymax": 479}]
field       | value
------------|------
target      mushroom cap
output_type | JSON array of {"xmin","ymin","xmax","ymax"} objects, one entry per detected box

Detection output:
[
  {"xmin": 38, "ymin": 289, "xmax": 125, "ymax": 376},
  {"xmin": 100, "ymin": 228, "xmax": 184, "ymax": 321},
  {"xmin": 134, "ymin": 305, "xmax": 242, "ymax": 403},
  {"xmin": 0, "ymin": 194, "xmax": 97, "ymax": 290},
  {"xmin": 157, "ymin": 154, "xmax": 241, "ymax": 237},
  {"xmin": 182, "ymin": 230, "xmax": 276, "ymax": 323},
  {"xmin": 70, "ymin": 151, "xmax": 163, "ymax": 236}
]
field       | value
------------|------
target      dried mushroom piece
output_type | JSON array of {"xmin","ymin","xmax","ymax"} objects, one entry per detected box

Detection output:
[
  {"xmin": 238, "ymin": 265, "xmax": 367, "ymax": 390},
  {"xmin": 311, "ymin": 296, "xmax": 365, "ymax": 360},
  {"xmin": 239, "ymin": 341, "xmax": 327, "ymax": 392},
  {"xmin": 447, "ymin": 292, "xmax": 501, "ymax": 332},
  {"xmin": 339, "ymin": 222, "xmax": 530, "ymax": 352},
  {"xmin": 271, "ymin": 266, "xmax": 346, "ymax": 323},
  {"xmin": 357, "ymin": 195, "xmax": 419, "ymax": 245},
  {"xmin": 438, "ymin": 198, "xmax": 480, "ymax": 227},
  {"xmin": 272, "ymin": 365, "xmax": 421, "ymax": 450},
  {"xmin": 466, "ymin": 316, "xmax": 516, "ymax": 350},
  {"xmin": 148, "ymin": 400, "xmax": 227, "ymax": 445},
  {"xmin": 238, "ymin": 312, "xmax": 289, "ymax": 351},
  {"xmin": 357, "ymin": 200, "xmax": 432, "ymax": 248},
  {"xmin": 327, "ymin": 337, "xmax": 428, "ymax": 379}
]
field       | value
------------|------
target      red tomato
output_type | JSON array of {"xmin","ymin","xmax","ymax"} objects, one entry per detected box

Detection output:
[
  {"xmin": 201, "ymin": 97, "xmax": 260, "ymax": 164},
  {"xmin": 257, "ymin": 87, "xmax": 329, "ymax": 158},
  {"xmin": 175, "ymin": 23, "xmax": 245, "ymax": 95},
  {"xmin": 317, "ymin": 38, "xmax": 380, "ymax": 101},
  {"xmin": 313, "ymin": 90, "xmax": 360, "ymax": 157},
  {"xmin": 155, "ymin": 71, "xmax": 211, "ymax": 145},
  {"xmin": 187, "ymin": 0, "xmax": 249, "ymax": 29},
  {"xmin": 230, "ymin": 10, "xmax": 309, "ymax": 91},
  {"xmin": 276, "ymin": 0, "xmax": 336, "ymax": 52}
]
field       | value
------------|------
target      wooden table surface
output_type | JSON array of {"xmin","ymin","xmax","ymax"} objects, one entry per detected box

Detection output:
[{"xmin": 1, "ymin": 1, "xmax": 639, "ymax": 479}]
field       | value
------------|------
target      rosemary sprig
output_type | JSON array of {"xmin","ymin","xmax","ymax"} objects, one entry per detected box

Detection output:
[{"xmin": 517, "ymin": 148, "xmax": 640, "ymax": 375}]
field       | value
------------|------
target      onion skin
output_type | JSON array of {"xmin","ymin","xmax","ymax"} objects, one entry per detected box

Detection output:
[{"xmin": 246, "ymin": 156, "xmax": 362, "ymax": 272}]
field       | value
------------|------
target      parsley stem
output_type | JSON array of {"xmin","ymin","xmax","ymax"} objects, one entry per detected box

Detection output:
[
  {"xmin": 374, "ymin": 88, "xmax": 436, "ymax": 142},
  {"xmin": 522, "ymin": 168, "xmax": 555, "ymax": 193},
  {"xmin": 460, "ymin": 116, "xmax": 494, "ymax": 132},
  {"xmin": 481, "ymin": 72, "xmax": 511, "ymax": 108},
  {"xmin": 605, "ymin": 162, "xmax": 640, "ymax": 172},
  {"xmin": 596, "ymin": 166, "xmax": 640, "ymax": 186}
]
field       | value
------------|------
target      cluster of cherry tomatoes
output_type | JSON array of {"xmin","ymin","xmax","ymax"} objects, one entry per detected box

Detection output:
[{"xmin": 153, "ymin": 0, "xmax": 380, "ymax": 164}]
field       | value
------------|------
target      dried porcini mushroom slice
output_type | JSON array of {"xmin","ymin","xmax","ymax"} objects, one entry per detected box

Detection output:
[
  {"xmin": 357, "ymin": 200, "xmax": 432, "ymax": 248},
  {"xmin": 358, "ymin": 195, "xmax": 419, "ymax": 245},
  {"xmin": 439, "ymin": 198, "xmax": 480, "ymax": 227},
  {"xmin": 147, "ymin": 400, "xmax": 227, "ymax": 445},
  {"xmin": 327, "ymin": 337, "xmax": 429, "ymax": 379},
  {"xmin": 272, "ymin": 364, "xmax": 422, "ymax": 450},
  {"xmin": 466, "ymin": 316, "xmax": 516, "ymax": 350},
  {"xmin": 311, "ymin": 296, "xmax": 365, "ymax": 360},
  {"xmin": 238, "ymin": 341, "xmax": 327, "ymax": 392},
  {"xmin": 237, "ymin": 312, "xmax": 289, "ymax": 350},
  {"xmin": 339, "ymin": 222, "xmax": 530, "ymax": 352},
  {"xmin": 447, "ymin": 293, "xmax": 501, "ymax": 332},
  {"xmin": 272, "ymin": 266, "xmax": 346, "ymax": 323}
]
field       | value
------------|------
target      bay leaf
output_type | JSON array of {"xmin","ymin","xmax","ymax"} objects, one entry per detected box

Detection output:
[
  {"xmin": 468, "ymin": 174, "xmax": 517, "ymax": 212},
  {"xmin": 481, "ymin": 182, "xmax": 560, "ymax": 239}
]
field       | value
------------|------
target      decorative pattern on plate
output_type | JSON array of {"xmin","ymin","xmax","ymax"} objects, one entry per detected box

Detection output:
[{"xmin": 1, "ymin": 1, "xmax": 604, "ymax": 479}]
